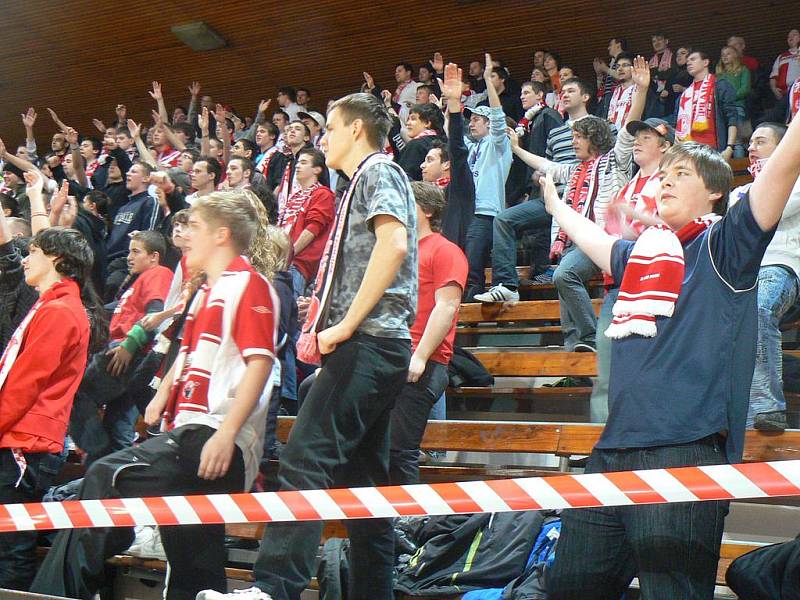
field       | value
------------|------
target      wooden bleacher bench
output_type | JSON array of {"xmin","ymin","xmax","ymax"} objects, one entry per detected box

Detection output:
[{"xmin": 729, "ymin": 157, "xmax": 753, "ymax": 189}]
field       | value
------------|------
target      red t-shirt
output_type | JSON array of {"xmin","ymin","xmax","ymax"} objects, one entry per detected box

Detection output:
[
  {"xmin": 410, "ymin": 233, "xmax": 468, "ymax": 365},
  {"xmin": 110, "ymin": 265, "xmax": 173, "ymax": 341},
  {"xmin": 689, "ymin": 79, "xmax": 718, "ymax": 148},
  {"xmin": 288, "ymin": 186, "xmax": 336, "ymax": 281}
]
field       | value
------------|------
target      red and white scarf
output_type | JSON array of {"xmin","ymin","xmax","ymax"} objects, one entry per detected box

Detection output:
[
  {"xmin": 434, "ymin": 176, "xmax": 450, "ymax": 190},
  {"xmin": 790, "ymin": 79, "xmax": 800, "ymax": 123},
  {"xmin": 551, "ymin": 159, "xmax": 600, "ymax": 257},
  {"xmin": 414, "ymin": 129, "xmax": 438, "ymax": 139},
  {"xmin": 515, "ymin": 103, "xmax": 546, "ymax": 136},
  {"xmin": 277, "ymin": 151, "xmax": 301, "ymax": 212},
  {"xmin": 649, "ymin": 48, "xmax": 674, "ymax": 72},
  {"xmin": 748, "ymin": 157, "xmax": 768, "ymax": 179},
  {"xmin": 607, "ymin": 84, "xmax": 637, "ymax": 129},
  {"xmin": 85, "ymin": 159, "xmax": 100, "ymax": 179},
  {"xmin": 393, "ymin": 81, "xmax": 412, "ymax": 104},
  {"xmin": 605, "ymin": 214, "xmax": 721, "ymax": 339},
  {"xmin": 296, "ymin": 153, "xmax": 394, "ymax": 364},
  {"xmin": 278, "ymin": 182, "xmax": 321, "ymax": 235},
  {"xmin": 675, "ymin": 74, "xmax": 716, "ymax": 142},
  {"xmin": 256, "ymin": 146, "xmax": 279, "ymax": 177},
  {"xmin": 156, "ymin": 146, "xmax": 181, "ymax": 168}
]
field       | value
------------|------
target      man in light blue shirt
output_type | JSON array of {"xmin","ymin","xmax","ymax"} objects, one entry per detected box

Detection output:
[{"xmin": 462, "ymin": 53, "xmax": 512, "ymax": 301}]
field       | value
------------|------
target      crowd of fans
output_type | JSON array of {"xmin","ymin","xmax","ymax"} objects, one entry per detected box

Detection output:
[{"xmin": 0, "ymin": 25, "xmax": 797, "ymax": 600}]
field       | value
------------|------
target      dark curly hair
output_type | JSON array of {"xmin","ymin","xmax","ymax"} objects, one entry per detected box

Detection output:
[
  {"xmin": 31, "ymin": 227, "xmax": 108, "ymax": 352},
  {"xmin": 572, "ymin": 116, "xmax": 615, "ymax": 157},
  {"xmin": 410, "ymin": 103, "xmax": 446, "ymax": 138}
]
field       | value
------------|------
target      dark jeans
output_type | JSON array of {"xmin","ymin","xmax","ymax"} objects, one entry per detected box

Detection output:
[
  {"xmin": 104, "ymin": 256, "xmax": 129, "ymax": 304},
  {"xmin": 548, "ymin": 435, "xmax": 729, "ymax": 599},
  {"xmin": 390, "ymin": 360, "xmax": 450, "ymax": 485},
  {"xmin": 31, "ymin": 425, "xmax": 245, "ymax": 600},
  {"xmin": 69, "ymin": 342, "xmax": 147, "ymax": 465},
  {"xmin": 491, "ymin": 198, "xmax": 551, "ymax": 287},
  {"xmin": 464, "ymin": 214, "xmax": 494, "ymax": 300},
  {"xmin": 0, "ymin": 449, "xmax": 65, "ymax": 590},
  {"xmin": 252, "ymin": 333, "xmax": 411, "ymax": 600}
]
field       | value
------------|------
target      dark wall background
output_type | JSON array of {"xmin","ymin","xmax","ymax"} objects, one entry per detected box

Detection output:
[{"xmin": 0, "ymin": 0, "xmax": 794, "ymax": 145}]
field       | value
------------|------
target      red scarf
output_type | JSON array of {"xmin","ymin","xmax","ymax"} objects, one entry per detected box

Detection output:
[
  {"xmin": 675, "ymin": 74, "xmax": 716, "ymax": 142},
  {"xmin": 85, "ymin": 159, "xmax": 100, "ymax": 179},
  {"xmin": 515, "ymin": 103, "xmax": 546, "ymax": 136},
  {"xmin": 393, "ymin": 81, "xmax": 412, "ymax": 104},
  {"xmin": 156, "ymin": 146, "xmax": 181, "ymax": 168},
  {"xmin": 277, "ymin": 150, "xmax": 301, "ymax": 211},
  {"xmin": 278, "ymin": 182, "xmax": 321, "ymax": 235},
  {"xmin": 551, "ymin": 160, "xmax": 599, "ymax": 258},
  {"xmin": 604, "ymin": 172, "xmax": 661, "ymax": 239},
  {"xmin": 605, "ymin": 214, "xmax": 721, "ymax": 339},
  {"xmin": 790, "ymin": 79, "xmax": 800, "ymax": 123},
  {"xmin": 256, "ymin": 146, "xmax": 278, "ymax": 176},
  {"xmin": 607, "ymin": 84, "xmax": 636, "ymax": 129},
  {"xmin": 434, "ymin": 176, "xmax": 450, "ymax": 189},
  {"xmin": 296, "ymin": 153, "xmax": 394, "ymax": 364},
  {"xmin": 748, "ymin": 157, "xmax": 767, "ymax": 179}
]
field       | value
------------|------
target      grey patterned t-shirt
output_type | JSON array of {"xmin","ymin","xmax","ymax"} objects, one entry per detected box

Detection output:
[{"xmin": 326, "ymin": 160, "xmax": 418, "ymax": 339}]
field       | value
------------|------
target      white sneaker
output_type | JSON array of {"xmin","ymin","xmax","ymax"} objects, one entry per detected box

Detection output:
[
  {"xmin": 474, "ymin": 284, "xmax": 520, "ymax": 303},
  {"xmin": 196, "ymin": 588, "xmax": 274, "ymax": 600},
  {"xmin": 126, "ymin": 525, "xmax": 167, "ymax": 561}
]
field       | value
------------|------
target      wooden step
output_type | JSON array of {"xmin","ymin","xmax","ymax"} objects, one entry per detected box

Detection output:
[
  {"xmin": 470, "ymin": 349, "xmax": 598, "ymax": 377},
  {"xmin": 459, "ymin": 299, "xmax": 603, "ymax": 324}
]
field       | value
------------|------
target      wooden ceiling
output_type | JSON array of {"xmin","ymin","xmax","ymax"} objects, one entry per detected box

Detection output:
[{"xmin": 0, "ymin": 0, "xmax": 794, "ymax": 148}]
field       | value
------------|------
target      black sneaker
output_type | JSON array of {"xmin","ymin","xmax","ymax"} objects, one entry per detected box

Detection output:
[
  {"xmin": 543, "ymin": 376, "xmax": 593, "ymax": 388},
  {"xmin": 754, "ymin": 410, "xmax": 787, "ymax": 432},
  {"xmin": 573, "ymin": 343, "xmax": 596, "ymax": 353}
]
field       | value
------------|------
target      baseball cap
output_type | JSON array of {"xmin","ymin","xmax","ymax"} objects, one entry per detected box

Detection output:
[
  {"xmin": 626, "ymin": 118, "xmax": 675, "ymax": 144},
  {"xmin": 464, "ymin": 105, "xmax": 493, "ymax": 119},
  {"xmin": 298, "ymin": 111, "xmax": 326, "ymax": 129}
]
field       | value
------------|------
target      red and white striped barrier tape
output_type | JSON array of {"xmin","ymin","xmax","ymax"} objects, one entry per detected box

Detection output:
[{"xmin": 2, "ymin": 459, "xmax": 800, "ymax": 533}]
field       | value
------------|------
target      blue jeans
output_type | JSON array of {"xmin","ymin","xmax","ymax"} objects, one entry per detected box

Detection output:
[
  {"xmin": 490, "ymin": 199, "xmax": 551, "ymax": 287},
  {"xmin": 553, "ymin": 245, "xmax": 600, "ymax": 349},
  {"xmin": 590, "ymin": 288, "xmax": 618, "ymax": 423},
  {"xmin": 548, "ymin": 436, "xmax": 729, "ymax": 599},
  {"xmin": 464, "ymin": 215, "xmax": 494, "ymax": 300},
  {"xmin": 748, "ymin": 265, "xmax": 799, "ymax": 425}
]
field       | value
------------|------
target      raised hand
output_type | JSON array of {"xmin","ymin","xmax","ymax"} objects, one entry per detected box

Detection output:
[
  {"xmin": 362, "ymin": 71, "xmax": 375, "ymax": 90},
  {"xmin": 214, "ymin": 104, "xmax": 228, "ymax": 130},
  {"xmin": 631, "ymin": 55, "xmax": 651, "ymax": 89},
  {"xmin": 506, "ymin": 126, "xmax": 520, "ymax": 149},
  {"xmin": 58, "ymin": 195, "xmax": 78, "ymax": 227},
  {"xmin": 23, "ymin": 170, "xmax": 44, "ymax": 196},
  {"xmin": 440, "ymin": 63, "xmax": 464, "ymax": 103},
  {"xmin": 127, "ymin": 118, "xmax": 142, "ymax": 139},
  {"xmin": 431, "ymin": 51, "xmax": 444, "ymax": 73},
  {"xmin": 0, "ymin": 137, "xmax": 7, "ymax": 158},
  {"xmin": 230, "ymin": 113, "xmax": 243, "ymax": 131},
  {"xmin": 65, "ymin": 127, "xmax": 79, "ymax": 146},
  {"xmin": 539, "ymin": 172, "xmax": 561, "ymax": 215},
  {"xmin": 429, "ymin": 94, "xmax": 442, "ymax": 109},
  {"xmin": 188, "ymin": 81, "xmax": 201, "ymax": 97},
  {"xmin": 484, "ymin": 52, "xmax": 494, "ymax": 79},
  {"xmin": 151, "ymin": 109, "xmax": 164, "ymax": 126},
  {"xmin": 50, "ymin": 180, "xmax": 69, "ymax": 218},
  {"xmin": 92, "ymin": 118, "xmax": 107, "ymax": 133},
  {"xmin": 149, "ymin": 81, "xmax": 163, "ymax": 101},
  {"xmin": 46, "ymin": 108, "xmax": 68, "ymax": 133},
  {"xmin": 21, "ymin": 107, "xmax": 37, "ymax": 129},
  {"xmin": 380, "ymin": 89, "xmax": 393, "ymax": 107},
  {"xmin": 257, "ymin": 98, "xmax": 271, "ymax": 114},
  {"xmin": 198, "ymin": 106, "xmax": 210, "ymax": 135},
  {"xmin": 116, "ymin": 104, "xmax": 127, "ymax": 122}
]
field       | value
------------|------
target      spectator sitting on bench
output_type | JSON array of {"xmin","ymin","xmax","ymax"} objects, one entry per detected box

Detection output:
[{"xmin": 69, "ymin": 230, "xmax": 172, "ymax": 464}]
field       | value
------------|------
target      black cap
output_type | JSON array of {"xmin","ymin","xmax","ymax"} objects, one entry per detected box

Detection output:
[{"xmin": 626, "ymin": 118, "xmax": 675, "ymax": 144}]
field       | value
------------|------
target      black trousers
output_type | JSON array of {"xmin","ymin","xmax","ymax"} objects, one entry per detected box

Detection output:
[
  {"xmin": 31, "ymin": 425, "xmax": 245, "ymax": 600},
  {"xmin": 0, "ymin": 449, "xmax": 65, "ymax": 591},
  {"xmin": 389, "ymin": 360, "xmax": 449, "ymax": 485},
  {"xmin": 252, "ymin": 333, "xmax": 411, "ymax": 600}
]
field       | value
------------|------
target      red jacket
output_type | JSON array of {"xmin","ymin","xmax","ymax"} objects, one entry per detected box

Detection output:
[
  {"xmin": 288, "ymin": 186, "xmax": 336, "ymax": 281},
  {"xmin": 0, "ymin": 278, "xmax": 90, "ymax": 452}
]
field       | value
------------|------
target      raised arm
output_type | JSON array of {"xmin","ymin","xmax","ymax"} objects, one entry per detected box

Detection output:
[
  {"xmin": 625, "ymin": 56, "xmax": 651, "ymax": 127},
  {"xmin": 198, "ymin": 107, "xmax": 211, "ymax": 157},
  {"xmin": 21, "ymin": 108, "xmax": 38, "ymax": 160},
  {"xmin": 149, "ymin": 81, "xmax": 169, "ymax": 124},
  {"xmin": 127, "ymin": 119, "xmax": 157, "ymax": 168},
  {"xmin": 187, "ymin": 81, "xmax": 201, "ymax": 127},
  {"xmin": 750, "ymin": 111, "xmax": 800, "ymax": 230},
  {"xmin": 215, "ymin": 104, "xmax": 232, "ymax": 165},
  {"xmin": 65, "ymin": 128, "xmax": 88, "ymax": 188},
  {"xmin": 542, "ymin": 172, "xmax": 615, "ymax": 273},
  {"xmin": 483, "ymin": 52, "xmax": 502, "ymax": 109},
  {"xmin": 23, "ymin": 171, "xmax": 56, "ymax": 235},
  {"xmin": 154, "ymin": 112, "xmax": 186, "ymax": 151},
  {"xmin": 508, "ymin": 127, "xmax": 553, "ymax": 172}
]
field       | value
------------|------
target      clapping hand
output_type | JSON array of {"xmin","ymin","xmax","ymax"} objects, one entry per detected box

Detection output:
[{"xmin": 631, "ymin": 55, "xmax": 651, "ymax": 89}]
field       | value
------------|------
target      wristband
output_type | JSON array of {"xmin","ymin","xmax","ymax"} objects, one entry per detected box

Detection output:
[{"xmin": 31, "ymin": 212, "xmax": 48, "ymax": 218}]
